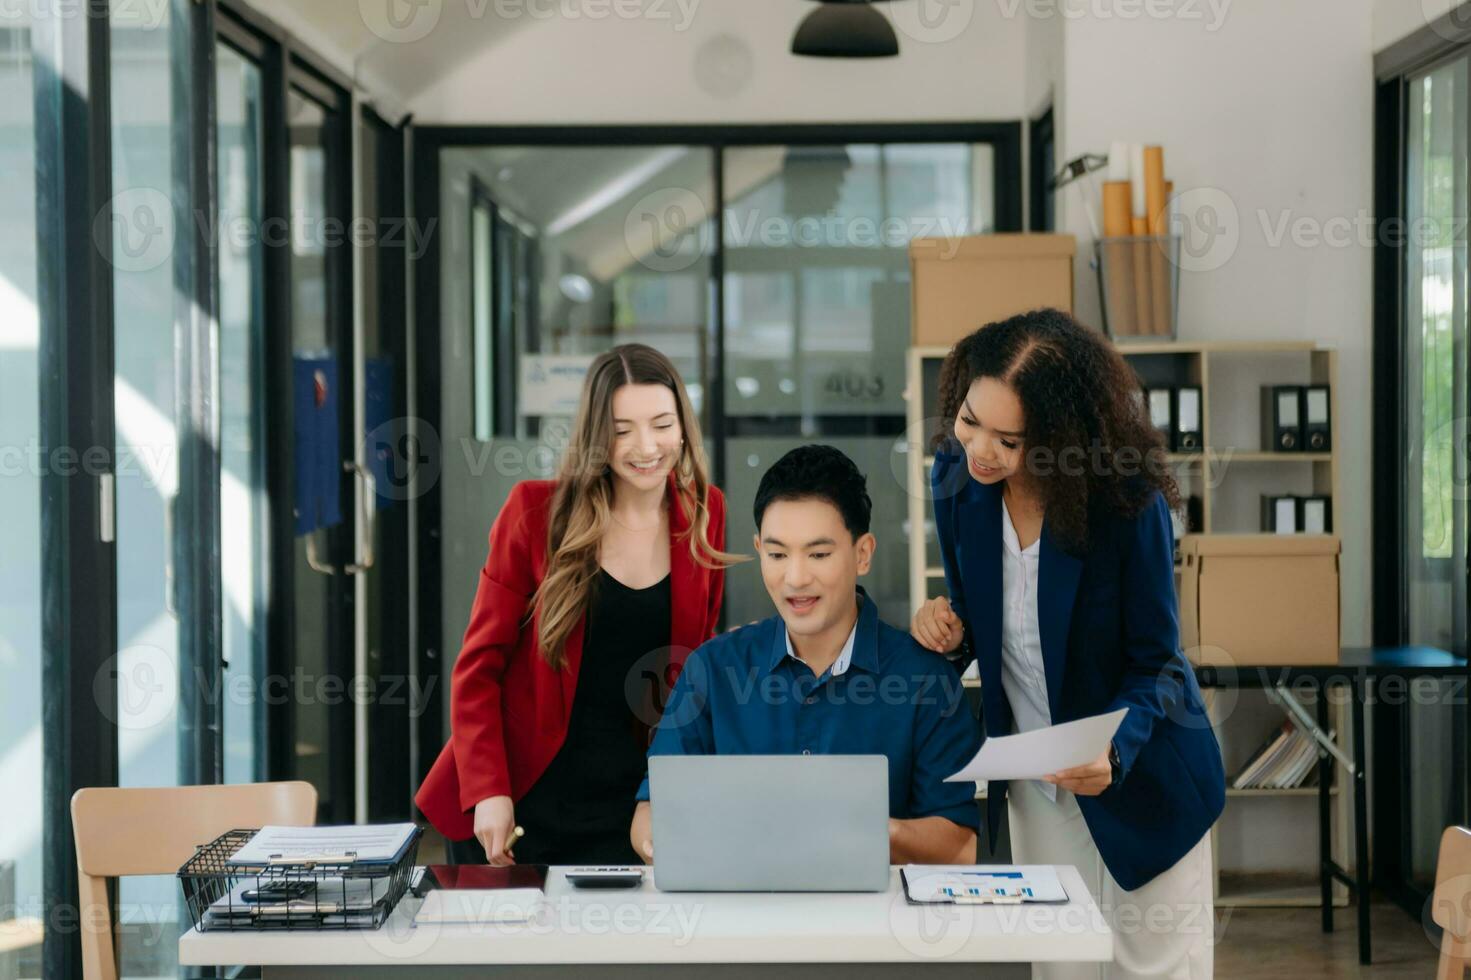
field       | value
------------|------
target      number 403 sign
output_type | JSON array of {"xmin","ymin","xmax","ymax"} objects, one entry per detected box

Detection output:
[{"xmin": 824, "ymin": 371, "xmax": 885, "ymax": 401}]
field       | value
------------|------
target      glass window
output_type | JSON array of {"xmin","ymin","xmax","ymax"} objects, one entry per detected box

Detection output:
[
  {"xmin": 444, "ymin": 144, "xmax": 715, "ymax": 649},
  {"xmin": 217, "ymin": 41, "xmax": 268, "ymax": 785},
  {"xmin": 1402, "ymin": 55, "xmax": 1470, "ymax": 887},
  {"xmin": 721, "ymin": 143, "xmax": 994, "ymax": 627},
  {"xmin": 288, "ymin": 86, "xmax": 339, "ymax": 816},
  {"xmin": 444, "ymin": 139, "xmax": 999, "ymax": 637},
  {"xmin": 109, "ymin": 9, "xmax": 183, "ymax": 976},
  {"xmin": 472, "ymin": 193, "xmax": 497, "ymax": 440},
  {"xmin": 0, "ymin": 19, "xmax": 43, "ymax": 980}
]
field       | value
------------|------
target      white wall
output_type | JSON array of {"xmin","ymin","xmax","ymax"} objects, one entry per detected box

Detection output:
[
  {"xmin": 410, "ymin": 0, "xmax": 1027, "ymax": 123},
  {"xmin": 1374, "ymin": 0, "xmax": 1465, "ymax": 50},
  {"xmin": 1057, "ymin": 3, "xmax": 1376, "ymax": 647},
  {"xmin": 1024, "ymin": 0, "xmax": 1064, "ymax": 121}
]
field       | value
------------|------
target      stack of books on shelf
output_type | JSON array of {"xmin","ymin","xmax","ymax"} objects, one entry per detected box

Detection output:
[{"xmin": 1232, "ymin": 718, "xmax": 1331, "ymax": 790}]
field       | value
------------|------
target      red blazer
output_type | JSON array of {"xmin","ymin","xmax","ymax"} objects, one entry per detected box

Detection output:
[{"xmin": 415, "ymin": 475, "xmax": 727, "ymax": 842}]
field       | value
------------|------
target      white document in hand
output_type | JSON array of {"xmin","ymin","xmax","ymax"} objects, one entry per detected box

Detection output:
[{"xmin": 944, "ymin": 708, "xmax": 1129, "ymax": 783}]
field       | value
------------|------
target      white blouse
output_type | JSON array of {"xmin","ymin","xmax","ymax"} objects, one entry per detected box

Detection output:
[{"xmin": 1000, "ymin": 496, "xmax": 1057, "ymax": 801}]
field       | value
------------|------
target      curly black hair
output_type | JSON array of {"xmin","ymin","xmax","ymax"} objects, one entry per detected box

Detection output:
[
  {"xmin": 754, "ymin": 444, "xmax": 873, "ymax": 539},
  {"xmin": 934, "ymin": 308, "xmax": 1180, "ymax": 554}
]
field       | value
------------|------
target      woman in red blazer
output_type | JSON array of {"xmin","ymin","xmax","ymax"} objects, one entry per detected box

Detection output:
[{"xmin": 416, "ymin": 344, "xmax": 737, "ymax": 866}]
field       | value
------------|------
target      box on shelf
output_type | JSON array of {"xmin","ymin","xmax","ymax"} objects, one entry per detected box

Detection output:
[
  {"xmin": 1177, "ymin": 534, "xmax": 1340, "ymax": 667},
  {"xmin": 909, "ymin": 234, "xmax": 1076, "ymax": 347}
]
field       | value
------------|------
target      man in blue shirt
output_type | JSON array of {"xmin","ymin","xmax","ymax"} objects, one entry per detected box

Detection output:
[{"xmin": 630, "ymin": 445, "xmax": 981, "ymax": 863}]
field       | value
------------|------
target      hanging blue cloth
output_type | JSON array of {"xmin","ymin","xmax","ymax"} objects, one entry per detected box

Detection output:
[
  {"xmin": 363, "ymin": 356, "xmax": 397, "ymax": 512},
  {"xmin": 293, "ymin": 353, "xmax": 342, "ymax": 536}
]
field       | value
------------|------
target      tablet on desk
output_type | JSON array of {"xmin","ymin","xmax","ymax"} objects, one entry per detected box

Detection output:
[{"xmin": 418, "ymin": 864, "xmax": 548, "ymax": 893}]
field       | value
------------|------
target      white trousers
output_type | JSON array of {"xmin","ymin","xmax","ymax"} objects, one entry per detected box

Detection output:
[{"xmin": 1007, "ymin": 777, "xmax": 1214, "ymax": 980}]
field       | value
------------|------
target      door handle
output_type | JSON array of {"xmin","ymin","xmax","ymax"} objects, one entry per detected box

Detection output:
[
  {"xmin": 303, "ymin": 461, "xmax": 375, "ymax": 575},
  {"xmin": 304, "ymin": 524, "xmax": 336, "ymax": 575},
  {"xmin": 343, "ymin": 460, "xmax": 375, "ymax": 575}
]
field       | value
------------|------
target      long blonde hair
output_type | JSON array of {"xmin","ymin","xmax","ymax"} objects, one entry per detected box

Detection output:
[{"xmin": 532, "ymin": 344, "xmax": 742, "ymax": 668}]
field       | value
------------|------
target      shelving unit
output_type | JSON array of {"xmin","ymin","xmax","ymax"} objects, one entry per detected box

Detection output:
[
  {"xmin": 1204, "ymin": 686, "xmax": 1351, "ymax": 907},
  {"xmin": 903, "ymin": 339, "xmax": 1350, "ymax": 907}
]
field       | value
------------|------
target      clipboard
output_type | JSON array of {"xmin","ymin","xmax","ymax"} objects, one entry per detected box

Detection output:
[
  {"xmin": 225, "ymin": 824, "xmax": 420, "ymax": 868},
  {"xmin": 900, "ymin": 865, "xmax": 1069, "ymax": 906}
]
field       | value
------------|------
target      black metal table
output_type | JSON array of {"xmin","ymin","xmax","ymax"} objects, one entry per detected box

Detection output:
[{"xmin": 1194, "ymin": 644, "xmax": 1467, "ymax": 966}]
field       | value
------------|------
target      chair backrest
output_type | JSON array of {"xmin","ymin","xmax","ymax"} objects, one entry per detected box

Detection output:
[
  {"xmin": 70, "ymin": 782, "xmax": 317, "ymax": 980},
  {"xmin": 1434, "ymin": 825, "xmax": 1471, "ymax": 980}
]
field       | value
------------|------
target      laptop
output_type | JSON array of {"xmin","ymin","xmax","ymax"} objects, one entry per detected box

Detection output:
[{"xmin": 648, "ymin": 754, "xmax": 890, "ymax": 892}]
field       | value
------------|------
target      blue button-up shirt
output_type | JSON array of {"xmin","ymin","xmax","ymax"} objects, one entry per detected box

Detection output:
[{"xmin": 636, "ymin": 590, "xmax": 981, "ymax": 829}]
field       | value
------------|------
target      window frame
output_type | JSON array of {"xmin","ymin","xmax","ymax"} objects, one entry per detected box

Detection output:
[
  {"xmin": 33, "ymin": 2, "xmax": 120, "ymax": 976},
  {"xmin": 469, "ymin": 175, "xmax": 520, "ymax": 441},
  {"xmin": 1373, "ymin": 31, "xmax": 1471, "ymax": 918}
]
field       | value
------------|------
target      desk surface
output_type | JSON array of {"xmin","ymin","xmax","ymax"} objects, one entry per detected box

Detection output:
[
  {"xmin": 179, "ymin": 866, "xmax": 1111, "ymax": 967},
  {"xmin": 1336, "ymin": 645, "xmax": 1466, "ymax": 672},
  {"xmin": 1192, "ymin": 645, "xmax": 1467, "ymax": 685},
  {"xmin": 956, "ymin": 646, "xmax": 1468, "ymax": 690}
]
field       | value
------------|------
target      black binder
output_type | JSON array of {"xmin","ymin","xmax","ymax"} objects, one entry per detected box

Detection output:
[
  {"xmin": 1298, "ymin": 495, "xmax": 1332, "ymax": 534},
  {"xmin": 1261, "ymin": 386, "xmax": 1302, "ymax": 452},
  {"xmin": 1174, "ymin": 386, "xmax": 1203, "ymax": 452},
  {"xmin": 1301, "ymin": 386, "xmax": 1331, "ymax": 452},
  {"xmin": 1185, "ymin": 494, "xmax": 1204, "ymax": 533},
  {"xmin": 1261, "ymin": 494, "xmax": 1298, "ymax": 533}
]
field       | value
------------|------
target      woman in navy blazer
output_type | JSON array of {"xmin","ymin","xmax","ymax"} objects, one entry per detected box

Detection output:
[{"xmin": 912, "ymin": 310, "xmax": 1225, "ymax": 980}]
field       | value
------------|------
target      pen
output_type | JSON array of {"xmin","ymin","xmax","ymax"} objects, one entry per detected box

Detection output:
[{"xmin": 504, "ymin": 825, "xmax": 525, "ymax": 856}]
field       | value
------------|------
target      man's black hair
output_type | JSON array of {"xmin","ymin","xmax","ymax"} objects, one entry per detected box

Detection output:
[{"xmin": 753, "ymin": 444, "xmax": 872, "ymax": 539}]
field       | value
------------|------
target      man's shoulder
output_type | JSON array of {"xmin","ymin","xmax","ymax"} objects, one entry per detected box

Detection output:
[{"xmin": 873, "ymin": 617, "xmax": 961, "ymax": 679}]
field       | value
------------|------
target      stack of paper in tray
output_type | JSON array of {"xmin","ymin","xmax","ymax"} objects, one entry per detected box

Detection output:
[
  {"xmin": 203, "ymin": 876, "xmax": 384, "ymax": 928},
  {"xmin": 205, "ymin": 823, "xmax": 419, "ymax": 928}
]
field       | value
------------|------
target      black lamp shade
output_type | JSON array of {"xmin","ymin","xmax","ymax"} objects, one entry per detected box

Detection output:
[{"xmin": 792, "ymin": 3, "xmax": 899, "ymax": 58}]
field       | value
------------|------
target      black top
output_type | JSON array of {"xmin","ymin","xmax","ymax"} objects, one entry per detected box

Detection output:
[
  {"xmin": 1195, "ymin": 645, "xmax": 1468, "ymax": 689},
  {"xmin": 510, "ymin": 568, "xmax": 671, "ymax": 866}
]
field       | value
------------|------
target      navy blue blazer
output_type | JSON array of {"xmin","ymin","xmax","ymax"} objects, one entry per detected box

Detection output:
[{"xmin": 931, "ymin": 451, "xmax": 1224, "ymax": 891}]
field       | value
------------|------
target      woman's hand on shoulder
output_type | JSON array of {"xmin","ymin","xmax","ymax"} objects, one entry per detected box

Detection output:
[{"xmin": 911, "ymin": 596, "xmax": 964, "ymax": 654}]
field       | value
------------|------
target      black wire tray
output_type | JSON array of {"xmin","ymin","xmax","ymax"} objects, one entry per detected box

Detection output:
[{"xmin": 178, "ymin": 827, "xmax": 421, "ymax": 932}]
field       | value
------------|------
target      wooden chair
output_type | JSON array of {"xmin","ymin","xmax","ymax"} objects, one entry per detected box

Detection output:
[
  {"xmin": 1434, "ymin": 825, "xmax": 1471, "ymax": 979},
  {"xmin": 70, "ymin": 782, "xmax": 316, "ymax": 980}
]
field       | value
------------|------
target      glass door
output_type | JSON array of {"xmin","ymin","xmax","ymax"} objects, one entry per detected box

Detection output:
[
  {"xmin": 361, "ymin": 109, "xmax": 414, "ymax": 821},
  {"xmin": 287, "ymin": 76, "xmax": 357, "ymax": 823},
  {"xmin": 0, "ymin": 16, "xmax": 44, "ymax": 980},
  {"xmin": 216, "ymin": 39, "xmax": 269, "ymax": 786},
  {"xmin": 1402, "ymin": 52, "xmax": 1470, "ymax": 887},
  {"xmin": 438, "ymin": 143, "xmax": 715, "ymax": 711},
  {"xmin": 109, "ymin": 9, "xmax": 184, "ymax": 974}
]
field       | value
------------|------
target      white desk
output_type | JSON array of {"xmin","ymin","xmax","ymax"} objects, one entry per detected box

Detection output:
[{"xmin": 180, "ymin": 866, "xmax": 1112, "ymax": 978}]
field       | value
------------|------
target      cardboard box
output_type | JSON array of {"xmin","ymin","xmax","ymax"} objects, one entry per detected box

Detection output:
[
  {"xmin": 1177, "ymin": 534, "xmax": 1341, "ymax": 667},
  {"xmin": 909, "ymin": 234, "xmax": 1076, "ymax": 347}
]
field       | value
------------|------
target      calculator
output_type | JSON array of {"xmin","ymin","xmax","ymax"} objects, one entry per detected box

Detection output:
[{"xmin": 565, "ymin": 867, "xmax": 644, "ymax": 889}]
